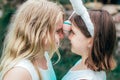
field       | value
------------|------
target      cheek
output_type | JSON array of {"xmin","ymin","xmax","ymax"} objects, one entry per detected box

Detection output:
[
  {"xmin": 70, "ymin": 37, "xmax": 83, "ymax": 50},
  {"xmin": 70, "ymin": 37, "xmax": 78, "ymax": 48}
]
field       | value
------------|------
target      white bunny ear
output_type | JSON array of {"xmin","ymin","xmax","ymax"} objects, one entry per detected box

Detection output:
[
  {"xmin": 69, "ymin": 0, "xmax": 94, "ymax": 37},
  {"xmin": 70, "ymin": 0, "xmax": 86, "ymax": 15}
]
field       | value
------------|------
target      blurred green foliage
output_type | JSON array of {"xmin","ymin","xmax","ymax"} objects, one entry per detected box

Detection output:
[
  {"xmin": 0, "ymin": 1, "xmax": 16, "ymax": 57},
  {"xmin": 0, "ymin": 0, "xmax": 120, "ymax": 80}
]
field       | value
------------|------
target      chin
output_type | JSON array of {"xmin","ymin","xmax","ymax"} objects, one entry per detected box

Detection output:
[
  {"xmin": 71, "ymin": 48, "xmax": 80, "ymax": 55},
  {"xmin": 71, "ymin": 48, "xmax": 75, "ymax": 53}
]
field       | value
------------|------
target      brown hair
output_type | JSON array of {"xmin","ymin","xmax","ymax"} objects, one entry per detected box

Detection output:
[{"xmin": 70, "ymin": 10, "xmax": 116, "ymax": 71}]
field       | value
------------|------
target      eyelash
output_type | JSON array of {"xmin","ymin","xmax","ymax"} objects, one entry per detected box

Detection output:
[
  {"xmin": 56, "ymin": 29, "xmax": 63, "ymax": 33},
  {"xmin": 69, "ymin": 30, "xmax": 74, "ymax": 34}
]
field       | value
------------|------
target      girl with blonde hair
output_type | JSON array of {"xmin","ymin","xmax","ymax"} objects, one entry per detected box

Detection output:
[{"xmin": 0, "ymin": 0, "xmax": 64, "ymax": 80}]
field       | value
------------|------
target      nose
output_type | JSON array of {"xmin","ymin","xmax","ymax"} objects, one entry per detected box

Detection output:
[
  {"xmin": 59, "ymin": 32, "xmax": 64, "ymax": 40},
  {"xmin": 68, "ymin": 33, "xmax": 72, "ymax": 40}
]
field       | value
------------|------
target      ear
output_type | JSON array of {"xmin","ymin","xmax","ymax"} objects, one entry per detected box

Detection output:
[{"xmin": 87, "ymin": 38, "xmax": 93, "ymax": 48}]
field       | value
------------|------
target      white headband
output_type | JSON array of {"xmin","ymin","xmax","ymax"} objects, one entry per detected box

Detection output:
[{"xmin": 69, "ymin": 0, "xmax": 94, "ymax": 37}]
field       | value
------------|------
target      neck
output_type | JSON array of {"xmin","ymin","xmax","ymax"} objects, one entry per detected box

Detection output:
[
  {"xmin": 34, "ymin": 55, "xmax": 48, "ymax": 70},
  {"xmin": 71, "ymin": 53, "xmax": 89, "ymax": 71},
  {"xmin": 79, "ymin": 53, "xmax": 88, "ymax": 69},
  {"xmin": 81, "ymin": 55, "xmax": 88, "ymax": 65},
  {"xmin": 81, "ymin": 47, "xmax": 91, "ymax": 66}
]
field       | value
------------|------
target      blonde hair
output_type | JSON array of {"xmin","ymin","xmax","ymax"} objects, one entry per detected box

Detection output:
[{"xmin": 0, "ymin": 0, "xmax": 63, "ymax": 79}]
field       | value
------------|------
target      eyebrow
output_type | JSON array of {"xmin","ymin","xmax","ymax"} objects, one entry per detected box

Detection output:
[
  {"xmin": 57, "ymin": 27, "xmax": 62, "ymax": 32},
  {"xmin": 57, "ymin": 24, "xmax": 63, "ymax": 29}
]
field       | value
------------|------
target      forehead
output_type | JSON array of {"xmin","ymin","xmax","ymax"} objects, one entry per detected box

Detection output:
[{"xmin": 71, "ymin": 23, "xmax": 80, "ymax": 32}]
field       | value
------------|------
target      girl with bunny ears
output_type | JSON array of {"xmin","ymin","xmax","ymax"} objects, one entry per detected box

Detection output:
[{"xmin": 62, "ymin": 0, "xmax": 116, "ymax": 80}]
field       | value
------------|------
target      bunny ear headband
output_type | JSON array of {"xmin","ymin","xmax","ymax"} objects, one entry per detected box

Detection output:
[{"xmin": 64, "ymin": 0, "xmax": 94, "ymax": 37}]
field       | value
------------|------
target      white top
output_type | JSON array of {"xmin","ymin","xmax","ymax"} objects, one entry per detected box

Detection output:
[
  {"xmin": 62, "ymin": 59, "xmax": 106, "ymax": 80},
  {"xmin": 15, "ymin": 52, "xmax": 56, "ymax": 80}
]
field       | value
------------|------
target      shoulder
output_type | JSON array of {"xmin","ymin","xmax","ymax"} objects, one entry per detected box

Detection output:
[
  {"xmin": 3, "ymin": 67, "xmax": 32, "ymax": 80},
  {"xmin": 63, "ymin": 69, "xmax": 106, "ymax": 80},
  {"xmin": 62, "ymin": 70, "xmax": 93, "ymax": 80}
]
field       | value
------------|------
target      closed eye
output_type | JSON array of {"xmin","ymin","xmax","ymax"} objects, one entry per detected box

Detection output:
[
  {"xmin": 56, "ymin": 28, "xmax": 63, "ymax": 34},
  {"xmin": 69, "ymin": 30, "xmax": 74, "ymax": 34}
]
